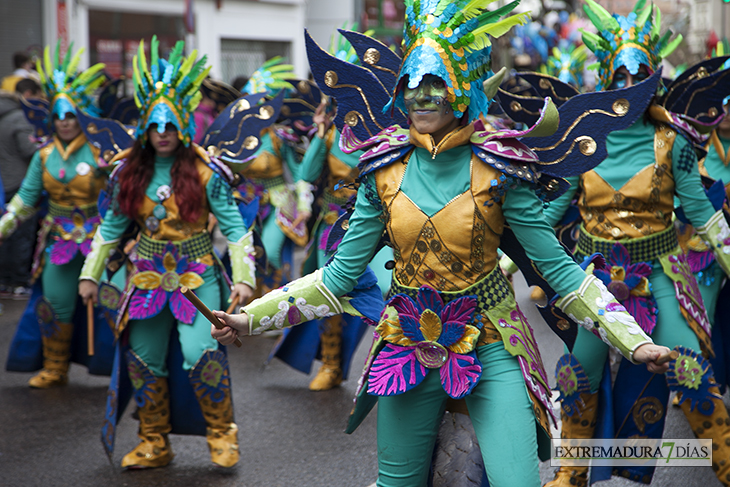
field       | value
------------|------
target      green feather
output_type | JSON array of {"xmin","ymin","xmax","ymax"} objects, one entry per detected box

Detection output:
[
  {"xmin": 61, "ymin": 41, "xmax": 74, "ymax": 73},
  {"xmin": 188, "ymin": 90, "xmax": 202, "ymax": 112},
  {"xmin": 150, "ymin": 36, "xmax": 159, "ymax": 77},
  {"xmin": 43, "ymin": 46, "xmax": 53, "ymax": 79},
  {"xmin": 168, "ymin": 40, "xmax": 184, "ymax": 68},
  {"xmin": 651, "ymin": 6, "xmax": 661, "ymax": 40},
  {"xmin": 71, "ymin": 63, "xmax": 104, "ymax": 88},
  {"xmin": 474, "ymin": 1, "xmax": 521, "ymax": 27},
  {"xmin": 635, "ymin": 0, "xmax": 652, "ymax": 29},
  {"xmin": 658, "ymin": 33, "xmax": 682, "ymax": 60},
  {"xmin": 35, "ymin": 58, "xmax": 45, "ymax": 86},
  {"xmin": 632, "ymin": 0, "xmax": 647, "ymax": 14},
  {"xmin": 467, "ymin": 11, "xmax": 530, "ymax": 50},
  {"xmin": 65, "ymin": 47, "xmax": 84, "ymax": 77},
  {"xmin": 582, "ymin": 0, "xmax": 619, "ymax": 33},
  {"xmin": 54, "ymin": 42, "xmax": 61, "ymax": 71}
]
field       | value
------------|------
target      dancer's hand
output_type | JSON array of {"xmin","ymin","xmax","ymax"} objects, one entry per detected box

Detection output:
[
  {"xmin": 292, "ymin": 211, "xmax": 311, "ymax": 229},
  {"xmin": 211, "ymin": 310, "xmax": 249, "ymax": 345},
  {"xmin": 633, "ymin": 343, "xmax": 672, "ymax": 374},
  {"xmin": 79, "ymin": 279, "xmax": 99, "ymax": 306},
  {"xmin": 313, "ymin": 99, "xmax": 332, "ymax": 137},
  {"xmin": 229, "ymin": 283, "xmax": 254, "ymax": 307}
]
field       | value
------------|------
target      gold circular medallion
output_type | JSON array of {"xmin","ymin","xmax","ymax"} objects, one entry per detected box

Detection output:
[
  {"xmin": 207, "ymin": 145, "xmax": 221, "ymax": 157},
  {"xmin": 325, "ymin": 71, "xmax": 339, "ymax": 88},
  {"xmin": 259, "ymin": 105, "xmax": 275, "ymax": 120},
  {"xmin": 612, "ymin": 98, "xmax": 629, "ymax": 116},
  {"xmin": 87, "ymin": 123, "xmax": 98, "ymax": 134},
  {"xmin": 577, "ymin": 136, "xmax": 597, "ymax": 156},
  {"xmin": 298, "ymin": 80, "xmax": 311, "ymax": 94},
  {"xmin": 539, "ymin": 78, "xmax": 551, "ymax": 90},
  {"xmin": 709, "ymin": 107, "xmax": 719, "ymax": 118},
  {"xmin": 235, "ymin": 99, "xmax": 251, "ymax": 112},
  {"xmin": 510, "ymin": 101, "xmax": 522, "ymax": 112},
  {"xmin": 344, "ymin": 111, "xmax": 360, "ymax": 127},
  {"xmin": 244, "ymin": 136, "xmax": 259, "ymax": 150},
  {"xmin": 364, "ymin": 48, "xmax": 380, "ymax": 65}
]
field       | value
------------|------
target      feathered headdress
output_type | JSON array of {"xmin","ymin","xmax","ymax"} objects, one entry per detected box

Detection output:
[
  {"xmin": 388, "ymin": 0, "xmax": 530, "ymax": 121},
  {"xmin": 242, "ymin": 56, "xmax": 295, "ymax": 96},
  {"xmin": 542, "ymin": 44, "xmax": 589, "ymax": 88},
  {"xmin": 36, "ymin": 42, "xmax": 106, "ymax": 121},
  {"xmin": 580, "ymin": 0, "xmax": 682, "ymax": 90},
  {"xmin": 132, "ymin": 36, "xmax": 211, "ymax": 147}
]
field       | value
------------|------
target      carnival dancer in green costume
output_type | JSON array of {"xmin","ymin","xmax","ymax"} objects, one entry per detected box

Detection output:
[
  {"xmin": 238, "ymin": 58, "xmax": 312, "ymax": 292},
  {"xmin": 78, "ymin": 38, "xmax": 256, "ymax": 469},
  {"xmin": 1, "ymin": 43, "xmax": 110, "ymax": 388},
  {"xmin": 542, "ymin": 2, "xmax": 730, "ymax": 486},
  {"xmin": 210, "ymin": 2, "xmax": 671, "ymax": 485},
  {"xmin": 275, "ymin": 95, "xmax": 393, "ymax": 391}
]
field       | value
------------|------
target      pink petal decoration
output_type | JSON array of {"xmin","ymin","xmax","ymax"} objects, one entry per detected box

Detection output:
[
  {"xmin": 169, "ymin": 289, "xmax": 198, "ymax": 324},
  {"xmin": 129, "ymin": 288, "xmax": 167, "ymax": 321},
  {"xmin": 368, "ymin": 344, "xmax": 426, "ymax": 396},
  {"xmin": 50, "ymin": 240, "xmax": 79, "ymax": 265},
  {"xmin": 439, "ymin": 352, "xmax": 482, "ymax": 399}
]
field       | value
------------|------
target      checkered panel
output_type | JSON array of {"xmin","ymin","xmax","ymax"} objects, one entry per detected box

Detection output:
[
  {"xmin": 137, "ymin": 232, "xmax": 214, "ymax": 260},
  {"xmin": 576, "ymin": 226, "xmax": 678, "ymax": 263}
]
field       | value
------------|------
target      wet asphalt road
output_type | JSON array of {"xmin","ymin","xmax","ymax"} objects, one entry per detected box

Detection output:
[{"xmin": 0, "ymin": 272, "xmax": 723, "ymax": 487}]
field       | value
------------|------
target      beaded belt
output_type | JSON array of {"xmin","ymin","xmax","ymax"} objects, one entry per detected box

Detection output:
[
  {"xmin": 137, "ymin": 232, "xmax": 213, "ymax": 260},
  {"xmin": 48, "ymin": 201, "xmax": 98, "ymax": 219},
  {"xmin": 576, "ymin": 225, "xmax": 678, "ymax": 263},
  {"xmin": 251, "ymin": 175, "xmax": 286, "ymax": 191},
  {"xmin": 388, "ymin": 266, "xmax": 511, "ymax": 346}
]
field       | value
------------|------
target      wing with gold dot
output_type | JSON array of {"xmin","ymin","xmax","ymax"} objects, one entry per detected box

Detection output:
[
  {"xmin": 19, "ymin": 96, "xmax": 51, "ymax": 140},
  {"xmin": 306, "ymin": 29, "xmax": 406, "ymax": 145},
  {"xmin": 76, "ymin": 109, "xmax": 135, "ymax": 166},
  {"xmin": 200, "ymin": 91, "xmax": 283, "ymax": 172},
  {"xmin": 526, "ymin": 70, "xmax": 661, "ymax": 178}
]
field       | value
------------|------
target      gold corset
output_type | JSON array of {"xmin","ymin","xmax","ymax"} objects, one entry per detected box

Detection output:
[
  {"xmin": 242, "ymin": 127, "xmax": 284, "ymax": 179},
  {"xmin": 137, "ymin": 158, "xmax": 213, "ymax": 241},
  {"xmin": 325, "ymin": 127, "xmax": 358, "ymax": 200},
  {"xmin": 579, "ymin": 125, "xmax": 676, "ymax": 239},
  {"xmin": 375, "ymin": 141, "xmax": 503, "ymax": 291},
  {"xmin": 41, "ymin": 137, "xmax": 105, "ymax": 208}
]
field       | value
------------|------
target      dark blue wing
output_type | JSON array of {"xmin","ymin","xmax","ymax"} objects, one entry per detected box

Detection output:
[
  {"xmin": 281, "ymin": 78, "xmax": 322, "ymax": 136},
  {"xmin": 201, "ymin": 78, "xmax": 242, "ymax": 114},
  {"xmin": 513, "ymin": 72, "xmax": 580, "ymax": 107},
  {"xmin": 98, "ymin": 79, "xmax": 124, "ymax": 118},
  {"xmin": 306, "ymin": 29, "xmax": 406, "ymax": 142},
  {"xmin": 338, "ymin": 29, "xmax": 400, "ymax": 95},
  {"xmin": 669, "ymin": 66, "xmax": 730, "ymax": 127},
  {"xmin": 76, "ymin": 109, "xmax": 135, "ymax": 163},
  {"xmin": 200, "ymin": 91, "xmax": 283, "ymax": 168},
  {"xmin": 496, "ymin": 89, "xmax": 545, "ymax": 126},
  {"xmin": 662, "ymin": 56, "xmax": 730, "ymax": 110},
  {"xmin": 108, "ymin": 97, "xmax": 140, "ymax": 126},
  {"xmin": 527, "ymin": 70, "xmax": 661, "ymax": 177},
  {"xmin": 20, "ymin": 96, "xmax": 50, "ymax": 139}
]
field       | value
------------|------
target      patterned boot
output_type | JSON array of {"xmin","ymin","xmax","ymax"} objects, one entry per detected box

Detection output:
[
  {"xmin": 669, "ymin": 347, "xmax": 730, "ymax": 486},
  {"xmin": 28, "ymin": 321, "xmax": 73, "ymax": 388},
  {"xmin": 546, "ymin": 355, "xmax": 598, "ymax": 487},
  {"xmin": 121, "ymin": 352, "xmax": 174, "ymax": 469},
  {"xmin": 191, "ymin": 349, "xmax": 239, "ymax": 468},
  {"xmin": 309, "ymin": 316, "xmax": 343, "ymax": 391}
]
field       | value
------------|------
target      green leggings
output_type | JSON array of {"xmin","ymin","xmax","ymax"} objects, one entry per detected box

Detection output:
[
  {"xmin": 376, "ymin": 342, "xmax": 540, "ymax": 487},
  {"xmin": 42, "ymin": 252, "xmax": 84, "ymax": 323},
  {"xmin": 260, "ymin": 212, "xmax": 287, "ymax": 270},
  {"xmin": 128, "ymin": 266, "xmax": 220, "ymax": 377},
  {"xmin": 572, "ymin": 263, "xmax": 702, "ymax": 391}
]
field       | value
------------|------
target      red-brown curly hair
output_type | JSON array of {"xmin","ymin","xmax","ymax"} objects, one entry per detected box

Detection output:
[{"xmin": 116, "ymin": 138, "xmax": 204, "ymax": 223}]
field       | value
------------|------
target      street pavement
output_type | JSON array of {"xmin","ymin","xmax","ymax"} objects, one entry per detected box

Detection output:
[{"xmin": 0, "ymin": 272, "xmax": 724, "ymax": 487}]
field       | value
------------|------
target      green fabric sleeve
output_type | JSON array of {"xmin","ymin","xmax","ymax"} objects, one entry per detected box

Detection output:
[
  {"xmin": 673, "ymin": 134, "xmax": 717, "ymax": 226},
  {"xmin": 502, "ymin": 182, "xmax": 586, "ymax": 296},
  {"xmin": 541, "ymin": 176, "xmax": 579, "ymax": 227},
  {"xmin": 322, "ymin": 173, "xmax": 385, "ymax": 296},
  {"xmin": 15, "ymin": 150, "xmax": 44, "ymax": 208},
  {"xmin": 207, "ymin": 173, "xmax": 247, "ymax": 243},
  {"xmin": 298, "ymin": 134, "xmax": 328, "ymax": 183}
]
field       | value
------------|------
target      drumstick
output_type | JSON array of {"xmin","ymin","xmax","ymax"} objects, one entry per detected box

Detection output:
[
  {"xmin": 655, "ymin": 350, "xmax": 679, "ymax": 365},
  {"xmin": 226, "ymin": 301, "xmax": 238, "ymax": 315},
  {"xmin": 87, "ymin": 300, "xmax": 95, "ymax": 356},
  {"xmin": 180, "ymin": 286, "xmax": 242, "ymax": 347}
]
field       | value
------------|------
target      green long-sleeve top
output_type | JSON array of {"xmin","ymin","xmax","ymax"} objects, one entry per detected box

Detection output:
[
  {"xmin": 298, "ymin": 130, "xmax": 360, "ymax": 183},
  {"xmin": 321, "ymin": 142, "xmax": 588, "ymax": 298},
  {"xmin": 543, "ymin": 119, "xmax": 716, "ymax": 229},
  {"xmin": 98, "ymin": 155, "xmax": 248, "ymax": 244}
]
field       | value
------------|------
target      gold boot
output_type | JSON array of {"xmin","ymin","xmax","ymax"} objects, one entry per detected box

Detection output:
[
  {"xmin": 191, "ymin": 350, "xmax": 239, "ymax": 468},
  {"xmin": 669, "ymin": 348, "xmax": 730, "ymax": 486},
  {"xmin": 121, "ymin": 373, "xmax": 174, "ymax": 468},
  {"xmin": 29, "ymin": 321, "xmax": 73, "ymax": 388},
  {"xmin": 309, "ymin": 316, "xmax": 343, "ymax": 391}
]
